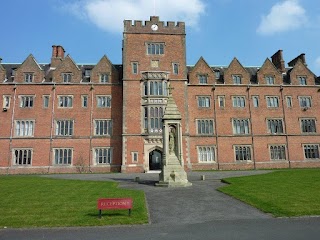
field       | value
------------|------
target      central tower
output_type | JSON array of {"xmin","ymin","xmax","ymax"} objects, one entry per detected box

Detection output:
[{"xmin": 122, "ymin": 16, "xmax": 189, "ymax": 173}]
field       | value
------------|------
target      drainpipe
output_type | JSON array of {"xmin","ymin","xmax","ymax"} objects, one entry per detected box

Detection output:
[
  {"xmin": 48, "ymin": 84, "xmax": 56, "ymax": 173},
  {"xmin": 7, "ymin": 84, "xmax": 17, "ymax": 174},
  {"xmin": 280, "ymin": 85, "xmax": 291, "ymax": 168},
  {"xmin": 89, "ymin": 84, "xmax": 94, "ymax": 172},
  {"xmin": 212, "ymin": 85, "xmax": 219, "ymax": 169},
  {"xmin": 247, "ymin": 85, "xmax": 256, "ymax": 170}
]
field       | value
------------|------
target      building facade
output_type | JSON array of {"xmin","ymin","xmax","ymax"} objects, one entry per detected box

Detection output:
[{"xmin": 1, "ymin": 16, "xmax": 320, "ymax": 174}]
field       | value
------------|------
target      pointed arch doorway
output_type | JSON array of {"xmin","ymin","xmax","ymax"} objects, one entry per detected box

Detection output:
[{"xmin": 149, "ymin": 149, "xmax": 162, "ymax": 171}]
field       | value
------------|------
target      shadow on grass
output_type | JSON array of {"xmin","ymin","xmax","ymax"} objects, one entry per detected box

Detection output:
[{"xmin": 109, "ymin": 178, "xmax": 157, "ymax": 186}]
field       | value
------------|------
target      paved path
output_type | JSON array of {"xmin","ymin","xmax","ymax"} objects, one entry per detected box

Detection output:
[{"xmin": 41, "ymin": 170, "xmax": 272, "ymax": 225}]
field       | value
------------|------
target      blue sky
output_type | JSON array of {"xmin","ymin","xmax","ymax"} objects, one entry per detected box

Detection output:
[{"xmin": 1, "ymin": 0, "xmax": 319, "ymax": 75}]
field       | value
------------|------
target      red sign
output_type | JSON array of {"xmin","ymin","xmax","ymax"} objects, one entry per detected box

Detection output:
[{"xmin": 97, "ymin": 198, "xmax": 133, "ymax": 210}]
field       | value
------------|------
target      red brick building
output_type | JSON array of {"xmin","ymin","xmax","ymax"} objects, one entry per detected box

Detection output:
[{"xmin": 1, "ymin": 16, "xmax": 320, "ymax": 174}]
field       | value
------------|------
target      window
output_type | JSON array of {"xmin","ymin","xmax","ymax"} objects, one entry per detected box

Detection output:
[
  {"xmin": 54, "ymin": 148, "xmax": 72, "ymax": 165},
  {"xmin": 299, "ymin": 96, "xmax": 311, "ymax": 108},
  {"xmin": 58, "ymin": 96, "xmax": 73, "ymax": 108},
  {"xmin": 62, "ymin": 73, "xmax": 72, "ymax": 83},
  {"xmin": 15, "ymin": 120, "xmax": 34, "ymax": 137},
  {"xmin": 24, "ymin": 73, "xmax": 33, "ymax": 83},
  {"xmin": 198, "ymin": 146, "xmax": 215, "ymax": 162},
  {"xmin": 270, "ymin": 145, "xmax": 286, "ymax": 160},
  {"xmin": 55, "ymin": 120, "xmax": 74, "ymax": 136},
  {"xmin": 132, "ymin": 62, "xmax": 138, "ymax": 74},
  {"xmin": 146, "ymin": 81, "xmax": 167, "ymax": 96},
  {"xmin": 143, "ymin": 106, "xmax": 165, "ymax": 134},
  {"xmin": 13, "ymin": 149, "xmax": 32, "ymax": 165},
  {"xmin": 214, "ymin": 71, "xmax": 220, "ymax": 79},
  {"xmin": 197, "ymin": 119, "xmax": 214, "ymax": 135},
  {"xmin": 198, "ymin": 75, "xmax": 208, "ymax": 84},
  {"xmin": 94, "ymin": 119, "xmax": 112, "ymax": 136},
  {"xmin": 20, "ymin": 96, "xmax": 34, "ymax": 108},
  {"xmin": 232, "ymin": 75, "xmax": 242, "ymax": 84},
  {"xmin": 286, "ymin": 96, "xmax": 292, "ymax": 108},
  {"xmin": 298, "ymin": 76, "xmax": 307, "ymax": 85},
  {"xmin": 97, "ymin": 96, "xmax": 111, "ymax": 108},
  {"xmin": 301, "ymin": 119, "xmax": 316, "ymax": 133},
  {"xmin": 147, "ymin": 43, "xmax": 164, "ymax": 55},
  {"xmin": 43, "ymin": 95, "xmax": 49, "ymax": 108},
  {"xmin": 198, "ymin": 96, "xmax": 210, "ymax": 108},
  {"xmin": 150, "ymin": 107, "xmax": 163, "ymax": 133},
  {"xmin": 173, "ymin": 63, "xmax": 179, "ymax": 75},
  {"xmin": 266, "ymin": 96, "xmax": 279, "ymax": 108},
  {"xmin": 233, "ymin": 119, "xmax": 250, "ymax": 134},
  {"xmin": 232, "ymin": 96, "xmax": 245, "ymax": 108},
  {"xmin": 100, "ymin": 74, "xmax": 109, "ymax": 83},
  {"xmin": 3, "ymin": 95, "xmax": 11, "ymax": 108},
  {"xmin": 81, "ymin": 95, "xmax": 88, "ymax": 108},
  {"xmin": 235, "ymin": 146, "xmax": 251, "ymax": 161},
  {"xmin": 252, "ymin": 96, "xmax": 259, "ymax": 108},
  {"xmin": 84, "ymin": 69, "xmax": 91, "ymax": 78},
  {"xmin": 267, "ymin": 119, "xmax": 284, "ymax": 134},
  {"xmin": 94, "ymin": 148, "xmax": 112, "ymax": 164},
  {"xmin": 265, "ymin": 76, "xmax": 275, "ymax": 85},
  {"xmin": 218, "ymin": 96, "xmax": 225, "ymax": 108},
  {"xmin": 304, "ymin": 145, "xmax": 319, "ymax": 159},
  {"xmin": 132, "ymin": 152, "xmax": 138, "ymax": 162}
]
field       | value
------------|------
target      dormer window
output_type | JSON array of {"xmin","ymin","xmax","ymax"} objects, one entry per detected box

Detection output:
[
  {"xmin": 11, "ymin": 69, "xmax": 16, "ymax": 79},
  {"xmin": 214, "ymin": 70, "xmax": 220, "ymax": 79},
  {"xmin": 63, "ymin": 73, "xmax": 72, "ymax": 83},
  {"xmin": 84, "ymin": 69, "xmax": 91, "ymax": 78},
  {"xmin": 24, "ymin": 73, "xmax": 33, "ymax": 83}
]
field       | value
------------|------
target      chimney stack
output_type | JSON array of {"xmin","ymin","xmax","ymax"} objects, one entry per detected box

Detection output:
[
  {"xmin": 51, "ymin": 45, "xmax": 65, "ymax": 68},
  {"xmin": 271, "ymin": 50, "xmax": 286, "ymax": 73},
  {"xmin": 288, "ymin": 53, "xmax": 307, "ymax": 67}
]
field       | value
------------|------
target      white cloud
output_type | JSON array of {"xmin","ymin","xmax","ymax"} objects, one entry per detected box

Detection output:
[
  {"xmin": 62, "ymin": 0, "xmax": 205, "ymax": 33},
  {"xmin": 257, "ymin": 0, "xmax": 308, "ymax": 35}
]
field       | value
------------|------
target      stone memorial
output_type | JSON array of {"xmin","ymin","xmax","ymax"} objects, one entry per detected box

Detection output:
[{"xmin": 156, "ymin": 86, "xmax": 192, "ymax": 187}]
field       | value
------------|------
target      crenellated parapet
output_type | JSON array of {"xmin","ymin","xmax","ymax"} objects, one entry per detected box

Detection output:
[{"xmin": 124, "ymin": 16, "xmax": 185, "ymax": 35}]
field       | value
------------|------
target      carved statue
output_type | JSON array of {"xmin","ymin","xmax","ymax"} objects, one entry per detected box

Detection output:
[{"xmin": 169, "ymin": 127, "xmax": 175, "ymax": 155}]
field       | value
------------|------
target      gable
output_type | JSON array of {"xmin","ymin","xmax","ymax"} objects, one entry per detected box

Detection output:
[
  {"xmin": 91, "ymin": 55, "xmax": 119, "ymax": 84},
  {"xmin": 14, "ymin": 54, "xmax": 44, "ymax": 83},
  {"xmin": 0, "ymin": 64, "xmax": 5, "ymax": 82},
  {"xmin": 224, "ymin": 58, "xmax": 250, "ymax": 84},
  {"xmin": 257, "ymin": 58, "xmax": 282, "ymax": 84},
  {"xmin": 188, "ymin": 57, "xmax": 215, "ymax": 85},
  {"xmin": 52, "ymin": 55, "xmax": 81, "ymax": 83},
  {"xmin": 289, "ymin": 59, "xmax": 316, "ymax": 85}
]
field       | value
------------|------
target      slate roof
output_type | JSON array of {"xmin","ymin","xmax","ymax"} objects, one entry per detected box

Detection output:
[{"xmin": 1, "ymin": 63, "xmax": 318, "ymax": 85}]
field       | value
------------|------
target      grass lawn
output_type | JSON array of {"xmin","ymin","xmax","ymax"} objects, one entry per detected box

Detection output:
[
  {"xmin": 0, "ymin": 176, "xmax": 148, "ymax": 228},
  {"xmin": 218, "ymin": 169, "xmax": 320, "ymax": 217}
]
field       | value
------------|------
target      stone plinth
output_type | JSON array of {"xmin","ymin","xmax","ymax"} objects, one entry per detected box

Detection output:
[{"xmin": 157, "ymin": 156, "xmax": 192, "ymax": 187}]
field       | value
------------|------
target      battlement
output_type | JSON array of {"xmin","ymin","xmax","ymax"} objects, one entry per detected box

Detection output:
[{"xmin": 124, "ymin": 16, "xmax": 185, "ymax": 35}]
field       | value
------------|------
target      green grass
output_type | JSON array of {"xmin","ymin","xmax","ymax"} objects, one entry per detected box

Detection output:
[
  {"xmin": 218, "ymin": 169, "xmax": 320, "ymax": 217},
  {"xmin": 0, "ymin": 176, "xmax": 148, "ymax": 228}
]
